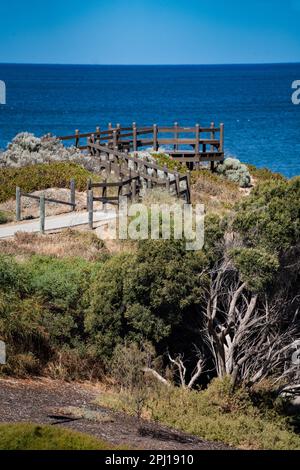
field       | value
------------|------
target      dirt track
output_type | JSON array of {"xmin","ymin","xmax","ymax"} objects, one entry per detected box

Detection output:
[{"xmin": 0, "ymin": 377, "xmax": 230, "ymax": 450}]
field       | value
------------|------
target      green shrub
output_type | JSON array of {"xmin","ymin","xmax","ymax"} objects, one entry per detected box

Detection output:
[
  {"xmin": 151, "ymin": 153, "xmax": 185, "ymax": 172},
  {"xmin": 232, "ymin": 177, "xmax": 300, "ymax": 253},
  {"xmin": 246, "ymin": 164, "xmax": 286, "ymax": 183},
  {"xmin": 0, "ymin": 162, "xmax": 96, "ymax": 203},
  {"xmin": 85, "ymin": 240, "xmax": 209, "ymax": 361},
  {"xmin": 0, "ymin": 255, "xmax": 102, "ymax": 378},
  {"xmin": 0, "ymin": 211, "xmax": 8, "ymax": 224},
  {"xmin": 0, "ymin": 254, "xmax": 29, "ymax": 293},
  {"xmin": 0, "ymin": 423, "xmax": 116, "ymax": 450},
  {"xmin": 97, "ymin": 377, "xmax": 300, "ymax": 450},
  {"xmin": 217, "ymin": 158, "xmax": 251, "ymax": 188},
  {"xmin": 230, "ymin": 247, "xmax": 280, "ymax": 292}
]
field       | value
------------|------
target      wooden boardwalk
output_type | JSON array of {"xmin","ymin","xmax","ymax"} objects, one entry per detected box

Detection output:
[
  {"xmin": 58, "ymin": 122, "xmax": 224, "ymax": 169},
  {"xmin": 0, "ymin": 210, "xmax": 116, "ymax": 239},
  {"xmin": 50, "ymin": 122, "xmax": 225, "ymax": 211}
]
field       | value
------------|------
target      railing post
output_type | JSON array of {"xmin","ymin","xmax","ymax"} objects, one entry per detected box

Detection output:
[
  {"xmin": 132, "ymin": 122, "xmax": 137, "ymax": 152},
  {"xmin": 116, "ymin": 123, "xmax": 121, "ymax": 150},
  {"xmin": 166, "ymin": 177, "xmax": 170, "ymax": 192},
  {"xmin": 75, "ymin": 129, "xmax": 79, "ymax": 148},
  {"xmin": 90, "ymin": 134, "xmax": 95, "ymax": 156},
  {"xmin": 220, "ymin": 123, "xmax": 224, "ymax": 154},
  {"xmin": 86, "ymin": 178, "xmax": 92, "ymax": 208},
  {"xmin": 102, "ymin": 178, "xmax": 107, "ymax": 212},
  {"xmin": 210, "ymin": 122, "xmax": 216, "ymax": 172},
  {"xmin": 210, "ymin": 122, "xmax": 215, "ymax": 144},
  {"xmin": 70, "ymin": 179, "xmax": 76, "ymax": 211},
  {"xmin": 113, "ymin": 130, "xmax": 117, "ymax": 149},
  {"xmin": 95, "ymin": 126, "xmax": 101, "ymax": 147},
  {"xmin": 195, "ymin": 123, "xmax": 200, "ymax": 156},
  {"xmin": 153, "ymin": 124, "xmax": 158, "ymax": 152},
  {"xmin": 175, "ymin": 173, "xmax": 180, "ymax": 197},
  {"xmin": 174, "ymin": 122, "xmax": 178, "ymax": 152},
  {"xmin": 186, "ymin": 171, "xmax": 191, "ymax": 204},
  {"xmin": 118, "ymin": 176, "xmax": 123, "ymax": 202},
  {"xmin": 16, "ymin": 187, "xmax": 21, "ymax": 221},
  {"xmin": 88, "ymin": 190, "xmax": 93, "ymax": 230},
  {"xmin": 40, "ymin": 195, "xmax": 45, "ymax": 234}
]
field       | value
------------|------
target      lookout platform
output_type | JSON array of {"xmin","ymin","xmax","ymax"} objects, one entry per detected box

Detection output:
[{"xmin": 58, "ymin": 122, "xmax": 225, "ymax": 170}]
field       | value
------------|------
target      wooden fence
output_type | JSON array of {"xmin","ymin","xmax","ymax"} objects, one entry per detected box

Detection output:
[
  {"xmin": 86, "ymin": 140, "xmax": 191, "ymax": 203},
  {"xmin": 16, "ymin": 180, "xmax": 76, "ymax": 233},
  {"xmin": 86, "ymin": 175, "xmax": 141, "ymax": 229},
  {"xmin": 57, "ymin": 122, "xmax": 224, "ymax": 167}
]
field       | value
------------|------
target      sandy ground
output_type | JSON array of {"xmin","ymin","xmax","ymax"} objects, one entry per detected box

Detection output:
[{"xmin": 0, "ymin": 377, "xmax": 231, "ymax": 450}]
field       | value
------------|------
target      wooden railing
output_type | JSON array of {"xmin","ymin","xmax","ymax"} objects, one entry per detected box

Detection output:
[
  {"xmin": 15, "ymin": 180, "xmax": 76, "ymax": 233},
  {"xmin": 54, "ymin": 121, "xmax": 225, "ymax": 206},
  {"xmin": 57, "ymin": 122, "xmax": 224, "ymax": 166},
  {"xmin": 86, "ymin": 175, "xmax": 141, "ymax": 229},
  {"xmin": 86, "ymin": 139, "xmax": 191, "ymax": 204}
]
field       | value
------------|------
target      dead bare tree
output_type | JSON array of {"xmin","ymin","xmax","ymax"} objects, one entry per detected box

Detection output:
[
  {"xmin": 203, "ymin": 260, "xmax": 300, "ymax": 388},
  {"xmin": 167, "ymin": 352, "xmax": 205, "ymax": 389},
  {"xmin": 142, "ymin": 351, "xmax": 205, "ymax": 390}
]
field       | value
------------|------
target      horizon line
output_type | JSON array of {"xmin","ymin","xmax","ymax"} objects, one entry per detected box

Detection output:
[{"xmin": 0, "ymin": 61, "xmax": 300, "ymax": 67}]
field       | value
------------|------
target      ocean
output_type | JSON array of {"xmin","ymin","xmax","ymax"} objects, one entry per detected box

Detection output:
[{"xmin": 0, "ymin": 63, "xmax": 300, "ymax": 177}]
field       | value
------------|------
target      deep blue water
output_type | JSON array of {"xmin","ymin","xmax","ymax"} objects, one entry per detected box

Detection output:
[{"xmin": 0, "ymin": 63, "xmax": 300, "ymax": 177}]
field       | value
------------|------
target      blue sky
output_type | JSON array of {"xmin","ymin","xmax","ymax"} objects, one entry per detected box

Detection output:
[{"xmin": 0, "ymin": 0, "xmax": 300, "ymax": 64}]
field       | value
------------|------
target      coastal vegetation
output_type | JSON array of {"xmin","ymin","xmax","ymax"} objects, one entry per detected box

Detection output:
[
  {"xmin": 1, "ymin": 176, "xmax": 299, "ymax": 384},
  {"xmin": 0, "ymin": 423, "xmax": 118, "ymax": 450},
  {"xmin": 96, "ymin": 375, "xmax": 300, "ymax": 450},
  {"xmin": 0, "ymin": 162, "xmax": 96, "ymax": 203},
  {"xmin": 216, "ymin": 157, "xmax": 251, "ymax": 187},
  {"xmin": 0, "ymin": 133, "xmax": 299, "ymax": 450}
]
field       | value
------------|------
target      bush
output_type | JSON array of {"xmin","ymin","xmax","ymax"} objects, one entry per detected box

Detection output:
[
  {"xmin": 0, "ymin": 162, "xmax": 96, "ymax": 203},
  {"xmin": 85, "ymin": 240, "xmax": 209, "ymax": 362},
  {"xmin": 0, "ymin": 132, "xmax": 83, "ymax": 168},
  {"xmin": 150, "ymin": 153, "xmax": 185, "ymax": 172},
  {"xmin": 0, "ymin": 132, "xmax": 114, "ymax": 174},
  {"xmin": 0, "ymin": 230, "xmax": 107, "ymax": 261},
  {"xmin": 246, "ymin": 164, "xmax": 286, "ymax": 183},
  {"xmin": 232, "ymin": 177, "xmax": 300, "ymax": 253},
  {"xmin": 0, "ymin": 255, "xmax": 102, "ymax": 378},
  {"xmin": 0, "ymin": 211, "xmax": 8, "ymax": 224},
  {"xmin": 217, "ymin": 158, "xmax": 251, "ymax": 188},
  {"xmin": 0, "ymin": 254, "xmax": 28, "ymax": 293},
  {"xmin": 96, "ymin": 377, "xmax": 300, "ymax": 450},
  {"xmin": 230, "ymin": 247, "xmax": 280, "ymax": 292},
  {"xmin": 0, "ymin": 423, "xmax": 116, "ymax": 450}
]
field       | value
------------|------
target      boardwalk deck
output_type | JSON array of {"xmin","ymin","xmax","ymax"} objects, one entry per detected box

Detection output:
[
  {"xmin": 57, "ymin": 122, "xmax": 225, "ymax": 167},
  {"xmin": 0, "ymin": 210, "xmax": 116, "ymax": 239}
]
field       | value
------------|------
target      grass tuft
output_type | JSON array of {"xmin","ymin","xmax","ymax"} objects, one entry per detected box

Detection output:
[
  {"xmin": 0, "ymin": 162, "xmax": 98, "ymax": 204},
  {"xmin": 0, "ymin": 423, "xmax": 118, "ymax": 450},
  {"xmin": 95, "ymin": 377, "xmax": 300, "ymax": 450}
]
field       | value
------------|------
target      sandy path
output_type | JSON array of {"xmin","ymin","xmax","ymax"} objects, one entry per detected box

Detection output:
[{"xmin": 0, "ymin": 377, "xmax": 231, "ymax": 450}]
